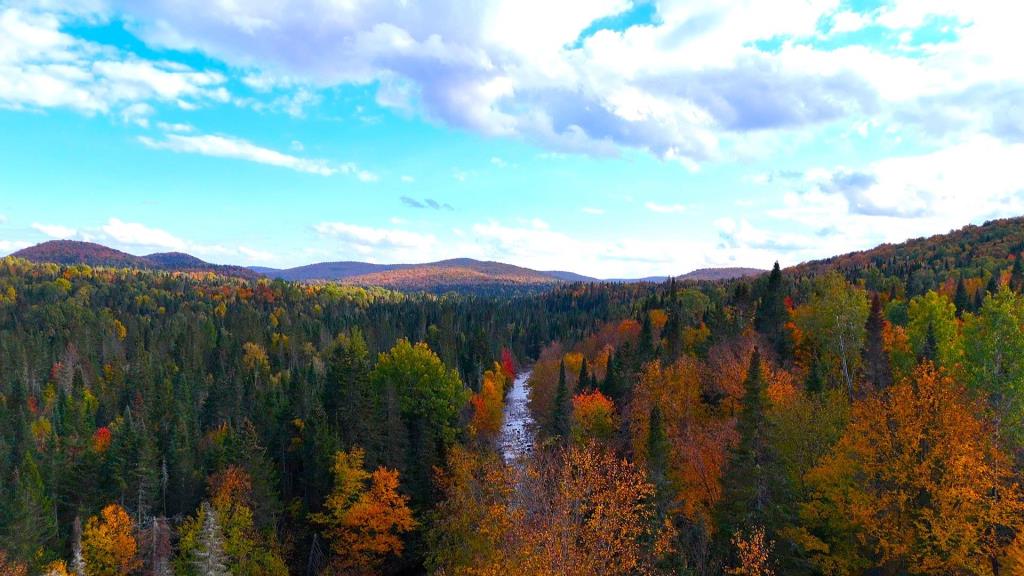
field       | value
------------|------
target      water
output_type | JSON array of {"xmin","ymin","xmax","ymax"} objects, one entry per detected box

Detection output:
[{"xmin": 500, "ymin": 370, "xmax": 534, "ymax": 463}]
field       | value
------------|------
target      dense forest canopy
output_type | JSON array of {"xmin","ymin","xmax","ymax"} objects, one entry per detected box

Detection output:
[{"xmin": 3, "ymin": 216, "xmax": 1024, "ymax": 575}]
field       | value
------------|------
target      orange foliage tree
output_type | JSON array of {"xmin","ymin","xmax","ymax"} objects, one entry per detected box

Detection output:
[
  {"xmin": 630, "ymin": 358, "xmax": 735, "ymax": 524},
  {"xmin": 310, "ymin": 447, "xmax": 417, "ymax": 575},
  {"xmin": 82, "ymin": 504, "xmax": 140, "ymax": 576},
  {"xmin": 726, "ymin": 526, "xmax": 775, "ymax": 576},
  {"xmin": 470, "ymin": 364, "xmax": 507, "ymax": 441},
  {"xmin": 570, "ymin": 390, "xmax": 616, "ymax": 444},
  {"xmin": 799, "ymin": 364, "xmax": 1024, "ymax": 574}
]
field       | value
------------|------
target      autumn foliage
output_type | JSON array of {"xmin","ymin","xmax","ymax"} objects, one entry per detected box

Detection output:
[
  {"xmin": 310, "ymin": 447, "xmax": 417, "ymax": 575},
  {"xmin": 81, "ymin": 504, "xmax": 140, "ymax": 576}
]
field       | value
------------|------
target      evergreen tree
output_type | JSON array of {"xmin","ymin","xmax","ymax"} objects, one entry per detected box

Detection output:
[
  {"xmin": 987, "ymin": 272, "xmax": 1001, "ymax": 295},
  {"xmin": 805, "ymin": 353, "xmax": 824, "ymax": 394},
  {"xmin": 920, "ymin": 322, "xmax": 939, "ymax": 363},
  {"xmin": 862, "ymin": 294, "xmax": 893, "ymax": 393},
  {"xmin": 599, "ymin": 350, "xmax": 621, "ymax": 400},
  {"xmin": 716, "ymin": 348, "xmax": 775, "ymax": 542},
  {"xmin": 755, "ymin": 262, "xmax": 789, "ymax": 360},
  {"xmin": 192, "ymin": 503, "xmax": 229, "ymax": 576},
  {"xmin": 646, "ymin": 404, "xmax": 671, "ymax": 505},
  {"xmin": 1012, "ymin": 256, "xmax": 1024, "ymax": 292},
  {"xmin": 4, "ymin": 452, "xmax": 57, "ymax": 567},
  {"xmin": 552, "ymin": 360, "xmax": 571, "ymax": 440},
  {"xmin": 953, "ymin": 277, "xmax": 970, "ymax": 317},
  {"xmin": 578, "ymin": 358, "xmax": 591, "ymax": 392}
]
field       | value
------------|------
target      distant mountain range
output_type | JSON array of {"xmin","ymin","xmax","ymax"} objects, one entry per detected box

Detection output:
[{"xmin": 8, "ymin": 240, "xmax": 766, "ymax": 291}]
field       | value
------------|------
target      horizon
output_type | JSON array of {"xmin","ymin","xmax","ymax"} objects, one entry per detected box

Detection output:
[{"xmin": 2, "ymin": 1, "xmax": 1023, "ymax": 278}]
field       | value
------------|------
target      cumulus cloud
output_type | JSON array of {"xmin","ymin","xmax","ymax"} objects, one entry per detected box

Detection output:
[
  {"xmin": 0, "ymin": 8, "xmax": 228, "ymax": 114},
  {"xmin": 8, "ymin": 1, "xmax": 1023, "ymax": 165}
]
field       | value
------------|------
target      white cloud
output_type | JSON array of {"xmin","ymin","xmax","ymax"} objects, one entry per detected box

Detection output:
[
  {"xmin": 31, "ymin": 222, "xmax": 76, "ymax": 238},
  {"xmin": 0, "ymin": 8, "xmax": 229, "ymax": 114},
  {"xmin": 490, "ymin": 156, "xmax": 507, "ymax": 167},
  {"xmin": 138, "ymin": 132, "xmax": 371, "ymax": 178},
  {"xmin": 400, "ymin": 175, "xmax": 415, "ymax": 183},
  {"xmin": 0, "ymin": 213, "xmax": 7, "ymax": 224},
  {"xmin": 582, "ymin": 207, "xmax": 605, "ymax": 215},
  {"xmin": 644, "ymin": 202, "xmax": 686, "ymax": 214},
  {"xmin": 314, "ymin": 222, "xmax": 435, "ymax": 250},
  {"xmin": 0, "ymin": 239, "xmax": 31, "ymax": 253},
  {"xmin": 101, "ymin": 217, "xmax": 187, "ymax": 251},
  {"xmin": 156, "ymin": 121, "xmax": 193, "ymax": 133},
  {"xmin": 238, "ymin": 245, "xmax": 274, "ymax": 262}
]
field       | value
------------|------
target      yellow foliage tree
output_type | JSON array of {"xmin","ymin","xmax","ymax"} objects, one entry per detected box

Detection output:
[
  {"xmin": 82, "ymin": 504, "xmax": 140, "ymax": 576},
  {"xmin": 800, "ymin": 364, "xmax": 1023, "ymax": 574}
]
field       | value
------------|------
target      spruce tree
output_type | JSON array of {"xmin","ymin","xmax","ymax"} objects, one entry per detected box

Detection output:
[
  {"xmin": 578, "ymin": 358, "xmax": 591, "ymax": 392},
  {"xmin": 755, "ymin": 262, "xmax": 789, "ymax": 360},
  {"xmin": 1013, "ymin": 256, "xmax": 1024, "ymax": 292},
  {"xmin": 862, "ymin": 294, "xmax": 893, "ymax": 393}
]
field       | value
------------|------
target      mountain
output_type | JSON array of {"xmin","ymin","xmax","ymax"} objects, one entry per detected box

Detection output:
[
  {"xmin": 677, "ymin": 267, "xmax": 765, "ymax": 282},
  {"xmin": 10, "ymin": 240, "xmax": 768, "ymax": 291},
  {"xmin": 11, "ymin": 241, "xmax": 261, "ymax": 280},
  {"xmin": 12, "ymin": 240, "xmax": 151, "ymax": 268}
]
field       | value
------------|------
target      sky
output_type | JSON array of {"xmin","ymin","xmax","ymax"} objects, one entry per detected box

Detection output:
[{"xmin": 0, "ymin": 0, "xmax": 1022, "ymax": 278}]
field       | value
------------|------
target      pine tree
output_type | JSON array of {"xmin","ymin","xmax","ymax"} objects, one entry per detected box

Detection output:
[
  {"xmin": 1012, "ymin": 256, "xmax": 1024, "ymax": 292},
  {"xmin": 862, "ymin": 294, "xmax": 893, "ymax": 393},
  {"xmin": 193, "ymin": 503, "xmax": 229, "ymax": 576},
  {"xmin": 552, "ymin": 360, "xmax": 571, "ymax": 440}
]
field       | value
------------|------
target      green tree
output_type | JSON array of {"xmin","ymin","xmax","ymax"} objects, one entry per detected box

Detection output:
[
  {"xmin": 963, "ymin": 287, "xmax": 1024, "ymax": 446},
  {"xmin": 370, "ymin": 339, "xmax": 467, "ymax": 507},
  {"xmin": 907, "ymin": 291, "xmax": 962, "ymax": 370},
  {"xmin": 792, "ymin": 272, "xmax": 869, "ymax": 399},
  {"xmin": 552, "ymin": 360, "xmax": 572, "ymax": 440}
]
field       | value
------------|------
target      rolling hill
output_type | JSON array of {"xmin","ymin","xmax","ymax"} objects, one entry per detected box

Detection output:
[
  {"xmin": 11, "ymin": 241, "xmax": 261, "ymax": 280},
  {"xmin": 9, "ymin": 240, "xmax": 767, "ymax": 291}
]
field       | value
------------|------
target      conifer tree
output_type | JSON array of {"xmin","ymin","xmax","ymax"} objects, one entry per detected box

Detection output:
[
  {"xmin": 953, "ymin": 277, "xmax": 970, "ymax": 317},
  {"xmin": 553, "ymin": 360, "xmax": 571, "ymax": 440},
  {"xmin": 862, "ymin": 294, "xmax": 893, "ymax": 393},
  {"xmin": 192, "ymin": 503, "xmax": 229, "ymax": 576},
  {"xmin": 717, "ymin": 348, "xmax": 775, "ymax": 543}
]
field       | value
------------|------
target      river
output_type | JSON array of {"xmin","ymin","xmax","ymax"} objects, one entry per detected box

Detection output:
[{"xmin": 500, "ymin": 370, "xmax": 534, "ymax": 463}]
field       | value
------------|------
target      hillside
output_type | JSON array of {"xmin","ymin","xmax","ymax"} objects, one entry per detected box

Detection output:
[
  {"xmin": 677, "ymin": 267, "xmax": 765, "ymax": 282},
  {"xmin": 12, "ymin": 240, "xmax": 151, "ymax": 268},
  {"xmin": 788, "ymin": 216, "xmax": 1024, "ymax": 296},
  {"xmin": 11, "ymin": 241, "xmax": 261, "ymax": 280}
]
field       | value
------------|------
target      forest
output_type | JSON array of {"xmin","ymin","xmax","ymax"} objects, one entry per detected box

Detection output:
[{"xmin": 3, "ymin": 216, "xmax": 1024, "ymax": 575}]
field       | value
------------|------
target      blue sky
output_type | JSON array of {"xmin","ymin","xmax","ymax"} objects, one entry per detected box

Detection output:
[{"xmin": 1, "ymin": 0, "xmax": 1022, "ymax": 278}]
